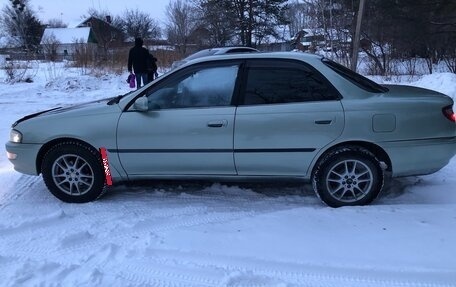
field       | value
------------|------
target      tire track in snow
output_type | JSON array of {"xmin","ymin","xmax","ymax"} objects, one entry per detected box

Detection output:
[
  {"xmin": 7, "ymin": 180, "xmax": 449, "ymax": 286},
  {"xmin": 0, "ymin": 174, "xmax": 42, "ymax": 209},
  {"xmin": 1, "ymin": 188, "xmax": 455, "ymax": 286},
  {"xmin": 118, "ymin": 249, "xmax": 456, "ymax": 287},
  {"xmin": 0, "ymin": 180, "xmax": 315, "ymax": 267},
  {"xmin": 115, "ymin": 264, "xmax": 220, "ymax": 287},
  {"xmin": 0, "ymin": 192, "xmax": 260, "ymax": 273},
  {"xmin": 1, "ymin": 182, "xmax": 304, "ymax": 258},
  {"xmin": 0, "ymin": 209, "xmax": 240, "ymax": 287},
  {"xmin": 50, "ymin": 209, "xmax": 257, "ymax": 256}
]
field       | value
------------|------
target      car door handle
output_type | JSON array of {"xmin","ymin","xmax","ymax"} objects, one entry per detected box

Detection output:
[
  {"xmin": 207, "ymin": 120, "xmax": 227, "ymax": 128},
  {"xmin": 315, "ymin": 120, "xmax": 332, "ymax": 125}
]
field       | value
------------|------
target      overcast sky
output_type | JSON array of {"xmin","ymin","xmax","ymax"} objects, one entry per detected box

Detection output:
[{"xmin": 22, "ymin": 0, "xmax": 170, "ymax": 27}]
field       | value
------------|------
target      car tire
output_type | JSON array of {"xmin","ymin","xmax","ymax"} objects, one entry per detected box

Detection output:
[
  {"xmin": 41, "ymin": 141, "xmax": 106, "ymax": 203},
  {"xmin": 312, "ymin": 146, "xmax": 384, "ymax": 207}
]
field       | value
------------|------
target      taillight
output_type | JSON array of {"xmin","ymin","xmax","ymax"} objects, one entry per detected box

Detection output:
[{"xmin": 443, "ymin": 105, "xmax": 456, "ymax": 122}]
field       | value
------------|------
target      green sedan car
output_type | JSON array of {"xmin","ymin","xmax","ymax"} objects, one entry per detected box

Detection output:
[{"xmin": 5, "ymin": 52, "xmax": 456, "ymax": 207}]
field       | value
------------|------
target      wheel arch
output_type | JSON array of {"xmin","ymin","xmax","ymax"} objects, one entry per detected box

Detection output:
[
  {"xmin": 36, "ymin": 138, "xmax": 99, "ymax": 175},
  {"xmin": 311, "ymin": 141, "xmax": 392, "ymax": 177}
]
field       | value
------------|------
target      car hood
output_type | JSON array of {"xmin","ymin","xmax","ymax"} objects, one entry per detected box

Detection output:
[{"xmin": 12, "ymin": 97, "xmax": 116, "ymax": 128}]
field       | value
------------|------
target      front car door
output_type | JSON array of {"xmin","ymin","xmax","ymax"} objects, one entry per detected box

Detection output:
[
  {"xmin": 116, "ymin": 62, "xmax": 241, "ymax": 177},
  {"xmin": 234, "ymin": 59, "xmax": 345, "ymax": 177}
]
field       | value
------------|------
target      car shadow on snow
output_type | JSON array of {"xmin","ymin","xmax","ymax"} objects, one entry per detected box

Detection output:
[
  {"xmin": 101, "ymin": 176, "xmax": 424, "ymax": 207},
  {"xmin": 380, "ymin": 176, "xmax": 413, "ymax": 199},
  {"xmin": 102, "ymin": 179, "xmax": 320, "ymax": 204}
]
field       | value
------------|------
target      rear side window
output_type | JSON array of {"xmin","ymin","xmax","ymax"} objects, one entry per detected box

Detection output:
[
  {"xmin": 242, "ymin": 60, "xmax": 340, "ymax": 105},
  {"xmin": 322, "ymin": 58, "xmax": 388, "ymax": 93}
]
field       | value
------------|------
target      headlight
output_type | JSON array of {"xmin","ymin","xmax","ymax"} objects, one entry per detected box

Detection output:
[{"xmin": 10, "ymin": 129, "xmax": 22, "ymax": 143}]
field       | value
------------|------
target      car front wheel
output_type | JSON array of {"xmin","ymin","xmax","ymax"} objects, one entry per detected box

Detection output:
[
  {"xmin": 312, "ymin": 146, "xmax": 384, "ymax": 207},
  {"xmin": 41, "ymin": 141, "xmax": 106, "ymax": 203}
]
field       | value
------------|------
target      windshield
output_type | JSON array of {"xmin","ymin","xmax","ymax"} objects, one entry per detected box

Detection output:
[{"xmin": 322, "ymin": 58, "xmax": 388, "ymax": 93}]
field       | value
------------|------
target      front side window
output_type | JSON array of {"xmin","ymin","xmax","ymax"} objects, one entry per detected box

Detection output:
[
  {"xmin": 243, "ymin": 61, "xmax": 339, "ymax": 105},
  {"xmin": 146, "ymin": 65, "xmax": 239, "ymax": 109}
]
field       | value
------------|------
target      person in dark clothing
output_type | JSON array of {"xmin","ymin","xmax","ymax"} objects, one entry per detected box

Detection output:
[
  {"xmin": 127, "ymin": 37, "xmax": 150, "ymax": 88},
  {"xmin": 147, "ymin": 52, "xmax": 159, "ymax": 83}
]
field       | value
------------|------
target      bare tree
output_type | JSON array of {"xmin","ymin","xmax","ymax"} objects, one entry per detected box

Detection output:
[
  {"xmin": 286, "ymin": 1, "xmax": 354, "ymax": 65},
  {"xmin": 287, "ymin": 0, "xmax": 316, "ymax": 38},
  {"xmin": 73, "ymin": 38, "xmax": 96, "ymax": 75},
  {"xmin": 193, "ymin": 0, "xmax": 237, "ymax": 46},
  {"xmin": 119, "ymin": 8, "xmax": 161, "ymax": 40},
  {"xmin": 252, "ymin": 0, "xmax": 289, "ymax": 46},
  {"xmin": 356, "ymin": 0, "xmax": 401, "ymax": 75},
  {"xmin": 190, "ymin": 0, "xmax": 287, "ymax": 47},
  {"xmin": 81, "ymin": 8, "xmax": 111, "ymax": 21},
  {"xmin": 226, "ymin": 0, "xmax": 288, "ymax": 47},
  {"xmin": 41, "ymin": 33, "xmax": 60, "ymax": 61},
  {"xmin": 351, "ymin": 0, "xmax": 365, "ymax": 71},
  {"xmin": 47, "ymin": 18, "xmax": 67, "ymax": 28},
  {"xmin": 0, "ymin": 0, "xmax": 43, "ymax": 51},
  {"xmin": 166, "ymin": 0, "xmax": 200, "ymax": 55}
]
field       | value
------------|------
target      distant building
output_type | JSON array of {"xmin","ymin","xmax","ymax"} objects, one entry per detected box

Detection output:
[
  {"xmin": 291, "ymin": 28, "xmax": 351, "ymax": 52},
  {"xmin": 0, "ymin": 36, "xmax": 23, "ymax": 58},
  {"xmin": 40, "ymin": 27, "xmax": 98, "ymax": 59},
  {"xmin": 76, "ymin": 16, "xmax": 124, "ymax": 51},
  {"xmin": 39, "ymin": 16, "xmax": 125, "ymax": 61},
  {"xmin": 256, "ymin": 25, "xmax": 291, "ymax": 52},
  {"xmin": 143, "ymin": 39, "xmax": 174, "ymax": 52}
]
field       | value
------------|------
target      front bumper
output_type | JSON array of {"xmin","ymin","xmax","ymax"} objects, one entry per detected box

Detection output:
[{"xmin": 5, "ymin": 142, "xmax": 42, "ymax": 175}]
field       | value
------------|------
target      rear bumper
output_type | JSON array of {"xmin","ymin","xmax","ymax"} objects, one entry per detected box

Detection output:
[
  {"xmin": 5, "ymin": 142, "xmax": 42, "ymax": 175},
  {"xmin": 382, "ymin": 136, "xmax": 456, "ymax": 177}
]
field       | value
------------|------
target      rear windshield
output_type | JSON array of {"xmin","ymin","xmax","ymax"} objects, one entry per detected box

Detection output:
[{"xmin": 322, "ymin": 58, "xmax": 388, "ymax": 93}]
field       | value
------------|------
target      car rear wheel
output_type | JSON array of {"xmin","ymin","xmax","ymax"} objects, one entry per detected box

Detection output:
[
  {"xmin": 312, "ymin": 146, "xmax": 384, "ymax": 207},
  {"xmin": 41, "ymin": 141, "xmax": 106, "ymax": 203}
]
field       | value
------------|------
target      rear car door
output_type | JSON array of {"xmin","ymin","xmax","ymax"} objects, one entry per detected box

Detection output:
[
  {"xmin": 116, "ymin": 62, "xmax": 241, "ymax": 176},
  {"xmin": 234, "ymin": 59, "xmax": 345, "ymax": 177}
]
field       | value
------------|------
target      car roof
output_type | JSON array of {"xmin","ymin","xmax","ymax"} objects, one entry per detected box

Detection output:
[
  {"xmin": 184, "ymin": 46, "xmax": 259, "ymax": 61},
  {"xmin": 181, "ymin": 51, "xmax": 323, "ymax": 67},
  {"xmin": 213, "ymin": 46, "xmax": 259, "ymax": 54}
]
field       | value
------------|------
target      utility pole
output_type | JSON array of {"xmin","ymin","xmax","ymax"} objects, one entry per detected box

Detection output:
[{"xmin": 351, "ymin": 0, "xmax": 366, "ymax": 72}]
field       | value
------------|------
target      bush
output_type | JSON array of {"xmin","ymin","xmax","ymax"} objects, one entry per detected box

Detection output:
[{"xmin": 2, "ymin": 60, "xmax": 38, "ymax": 83}]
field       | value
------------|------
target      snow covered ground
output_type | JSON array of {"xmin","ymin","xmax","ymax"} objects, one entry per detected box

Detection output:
[{"xmin": 0, "ymin": 63, "xmax": 455, "ymax": 286}]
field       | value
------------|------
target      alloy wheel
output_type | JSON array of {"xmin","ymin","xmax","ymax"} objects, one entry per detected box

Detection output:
[
  {"xmin": 51, "ymin": 154, "xmax": 95, "ymax": 196},
  {"xmin": 325, "ymin": 159, "xmax": 373, "ymax": 203}
]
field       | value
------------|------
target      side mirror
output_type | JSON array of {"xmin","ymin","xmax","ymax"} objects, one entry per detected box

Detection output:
[{"xmin": 133, "ymin": 97, "xmax": 149, "ymax": 112}]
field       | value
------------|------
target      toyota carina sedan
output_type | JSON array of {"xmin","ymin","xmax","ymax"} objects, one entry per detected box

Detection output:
[{"xmin": 5, "ymin": 52, "xmax": 456, "ymax": 207}]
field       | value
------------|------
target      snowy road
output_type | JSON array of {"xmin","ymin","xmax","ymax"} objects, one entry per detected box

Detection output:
[
  {"xmin": 0, "ymin": 171, "xmax": 456, "ymax": 286},
  {"xmin": 0, "ymin": 68, "xmax": 455, "ymax": 286}
]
